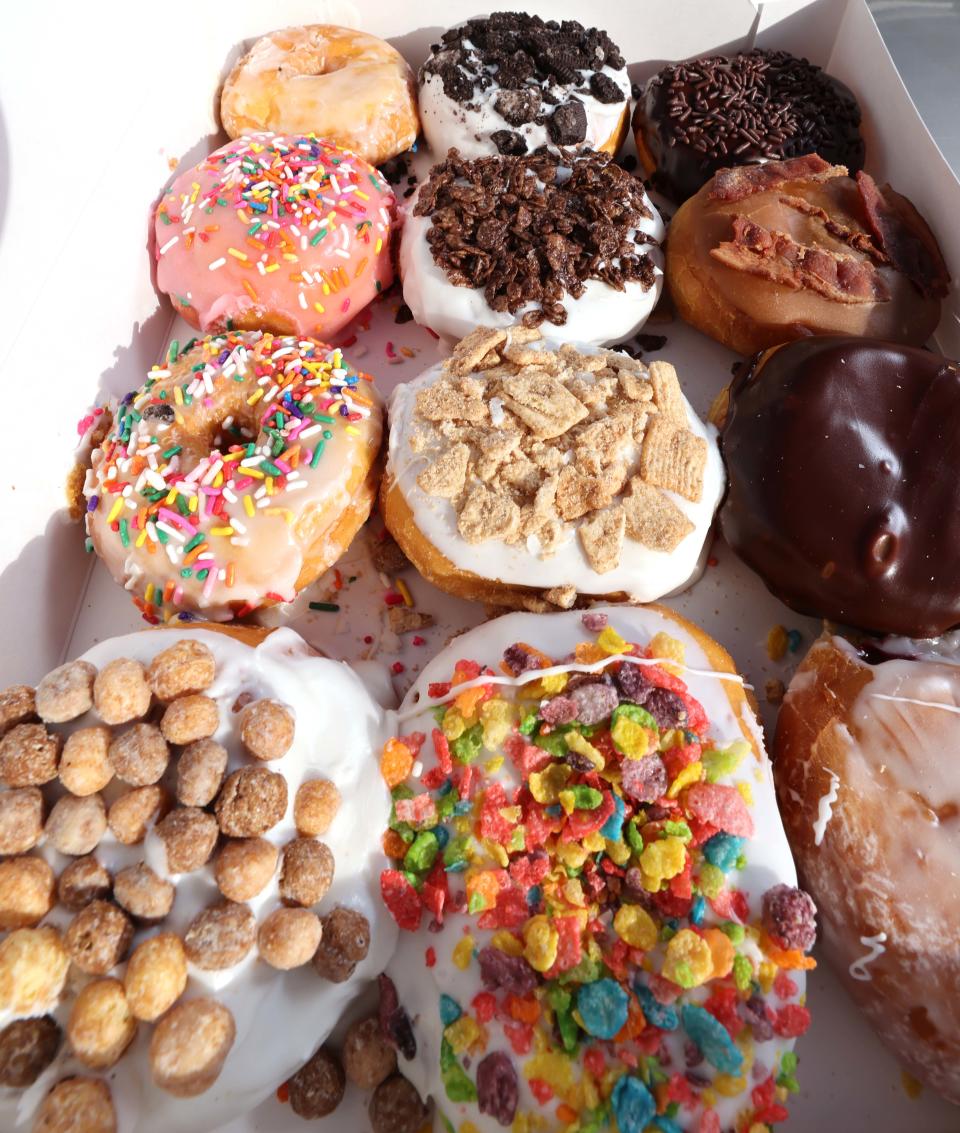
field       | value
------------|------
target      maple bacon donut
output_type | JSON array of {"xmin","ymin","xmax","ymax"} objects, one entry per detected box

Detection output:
[
  {"xmin": 84, "ymin": 332, "xmax": 382, "ymax": 623},
  {"xmin": 155, "ymin": 134, "xmax": 396, "ymax": 341},
  {"xmin": 220, "ymin": 26, "xmax": 419, "ymax": 167}
]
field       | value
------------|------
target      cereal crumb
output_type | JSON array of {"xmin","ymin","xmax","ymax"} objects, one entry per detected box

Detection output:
[
  {"xmin": 60, "ymin": 726, "xmax": 114, "ymax": 796},
  {"xmin": 369, "ymin": 1074, "xmax": 428, "ymax": 1133},
  {"xmin": 0, "ymin": 1016, "xmax": 61, "ymax": 1087},
  {"xmin": 279, "ymin": 839, "xmax": 335, "ymax": 907},
  {"xmin": 58, "ymin": 856, "xmax": 112, "ymax": 912},
  {"xmin": 66, "ymin": 977, "xmax": 137, "ymax": 1069},
  {"xmin": 622, "ymin": 477, "xmax": 694, "ymax": 551},
  {"xmin": 0, "ymin": 787, "xmax": 44, "ymax": 854},
  {"xmin": 107, "ymin": 785, "xmax": 168, "ymax": 845},
  {"xmin": 313, "ymin": 907, "xmax": 370, "ymax": 983},
  {"xmin": 387, "ymin": 608, "xmax": 435, "ymax": 635},
  {"xmin": 184, "ymin": 902, "xmax": 256, "ymax": 970},
  {"xmin": 578, "ymin": 506, "xmax": 626, "ymax": 574},
  {"xmin": 0, "ymin": 926, "xmax": 70, "ymax": 1017},
  {"xmin": 176, "ymin": 739, "xmax": 228, "ymax": 807},
  {"xmin": 215, "ymin": 767, "xmax": 288, "ymax": 838},
  {"xmin": 45, "ymin": 794, "xmax": 107, "ymax": 856},
  {"xmin": 65, "ymin": 900, "xmax": 133, "ymax": 976},
  {"xmin": 155, "ymin": 808, "xmax": 219, "ymax": 874},
  {"xmin": 0, "ymin": 685, "xmax": 36, "ymax": 739},
  {"xmin": 0, "ymin": 723, "xmax": 61, "ymax": 787},
  {"xmin": 33, "ymin": 1077, "xmax": 116, "ymax": 1133},
  {"xmin": 342, "ymin": 1016, "xmax": 397, "ymax": 1089},
  {"xmin": 765, "ymin": 678, "xmax": 786, "ymax": 705},
  {"xmin": 160, "ymin": 695, "xmax": 219, "ymax": 746},
  {"xmin": 108, "ymin": 724, "xmax": 169, "ymax": 787}
]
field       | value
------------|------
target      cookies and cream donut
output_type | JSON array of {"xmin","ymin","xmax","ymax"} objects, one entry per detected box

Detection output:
[
  {"xmin": 666, "ymin": 154, "xmax": 950, "ymax": 355},
  {"xmin": 382, "ymin": 327, "xmax": 724, "ymax": 609},
  {"xmin": 400, "ymin": 152, "xmax": 665, "ymax": 345},
  {"xmin": 634, "ymin": 50, "xmax": 865, "ymax": 203},
  {"xmin": 220, "ymin": 26, "xmax": 419, "ymax": 166},
  {"xmin": 0, "ymin": 624, "xmax": 396, "ymax": 1132},
  {"xmin": 377, "ymin": 605, "xmax": 815, "ymax": 1133},
  {"xmin": 83, "ymin": 332, "xmax": 382, "ymax": 623},
  {"xmin": 716, "ymin": 335, "xmax": 960, "ymax": 637},
  {"xmin": 774, "ymin": 633, "xmax": 960, "ymax": 1103},
  {"xmin": 418, "ymin": 13, "xmax": 630, "ymax": 160},
  {"xmin": 154, "ymin": 134, "xmax": 396, "ymax": 340}
]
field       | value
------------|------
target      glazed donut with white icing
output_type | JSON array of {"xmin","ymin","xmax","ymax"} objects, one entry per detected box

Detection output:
[
  {"xmin": 774, "ymin": 633, "xmax": 960, "ymax": 1104},
  {"xmin": 400, "ymin": 151, "xmax": 665, "ymax": 346},
  {"xmin": 83, "ymin": 332, "xmax": 382, "ymax": 623},
  {"xmin": 220, "ymin": 26, "xmax": 419, "ymax": 167},
  {"xmin": 0, "ymin": 624, "xmax": 396, "ymax": 1132},
  {"xmin": 154, "ymin": 134, "xmax": 396, "ymax": 341},
  {"xmin": 377, "ymin": 605, "xmax": 816, "ymax": 1133},
  {"xmin": 418, "ymin": 13, "xmax": 631, "ymax": 159},
  {"xmin": 382, "ymin": 327, "xmax": 724, "ymax": 610}
]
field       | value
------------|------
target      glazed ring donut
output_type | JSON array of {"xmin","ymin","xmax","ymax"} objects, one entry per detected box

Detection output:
[
  {"xmin": 84, "ymin": 331, "xmax": 383, "ymax": 623},
  {"xmin": 154, "ymin": 134, "xmax": 396, "ymax": 341},
  {"xmin": 220, "ymin": 25, "xmax": 419, "ymax": 167},
  {"xmin": 774, "ymin": 634, "xmax": 960, "ymax": 1103}
]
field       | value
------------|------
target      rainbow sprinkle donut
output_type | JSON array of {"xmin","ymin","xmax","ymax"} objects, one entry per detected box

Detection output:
[
  {"xmin": 154, "ymin": 133, "xmax": 396, "ymax": 340},
  {"xmin": 83, "ymin": 331, "xmax": 382, "ymax": 622},
  {"xmin": 378, "ymin": 606, "xmax": 814, "ymax": 1133}
]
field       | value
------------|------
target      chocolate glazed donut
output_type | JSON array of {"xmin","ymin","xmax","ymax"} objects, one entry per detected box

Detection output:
[{"xmin": 718, "ymin": 335, "xmax": 960, "ymax": 637}]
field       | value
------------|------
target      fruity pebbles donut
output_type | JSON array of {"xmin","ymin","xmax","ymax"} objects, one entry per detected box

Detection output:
[
  {"xmin": 83, "ymin": 332, "xmax": 382, "ymax": 622},
  {"xmin": 377, "ymin": 606, "xmax": 816, "ymax": 1133},
  {"xmin": 154, "ymin": 134, "xmax": 396, "ymax": 340}
]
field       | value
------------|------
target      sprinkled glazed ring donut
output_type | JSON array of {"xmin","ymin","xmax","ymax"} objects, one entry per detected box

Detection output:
[
  {"xmin": 83, "ymin": 332, "xmax": 382, "ymax": 623},
  {"xmin": 220, "ymin": 26, "xmax": 419, "ymax": 167},
  {"xmin": 154, "ymin": 134, "xmax": 396, "ymax": 341},
  {"xmin": 377, "ymin": 605, "xmax": 816, "ymax": 1133},
  {"xmin": 419, "ymin": 13, "xmax": 631, "ymax": 159},
  {"xmin": 775, "ymin": 633, "xmax": 960, "ymax": 1103}
]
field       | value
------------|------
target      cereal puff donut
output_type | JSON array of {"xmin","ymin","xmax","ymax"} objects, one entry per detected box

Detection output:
[
  {"xmin": 154, "ymin": 134, "xmax": 396, "ymax": 340},
  {"xmin": 0, "ymin": 623, "xmax": 396, "ymax": 1133},
  {"xmin": 220, "ymin": 26, "xmax": 419, "ymax": 167},
  {"xmin": 83, "ymin": 332, "xmax": 382, "ymax": 622},
  {"xmin": 377, "ymin": 605, "xmax": 817, "ymax": 1133}
]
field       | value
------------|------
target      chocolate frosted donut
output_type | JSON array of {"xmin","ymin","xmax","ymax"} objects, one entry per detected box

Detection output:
[
  {"xmin": 718, "ymin": 336, "xmax": 960, "ymax": 637},
  {"xmin": 634, "ymin": 49, "xmax": 865, "ymax": 202}
]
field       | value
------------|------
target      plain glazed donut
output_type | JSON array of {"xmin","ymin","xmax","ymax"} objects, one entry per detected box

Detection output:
[
  {"xmin": 220, "ymin": 26, "xmax": 419, "ymax": 167},
  {"xmin": 379, "ymin": 604, "xmax": 815, "ymax": 1133},
  {"xmin": 154, "ymin": 134, "xmax": 396, "ymax": 341},
  {"xmin": 84, "ymin": 331, "xmax": 382, "ymax": 623},
  {"xmin": 774, "ymin": 633, "xmax": 960, "ymax": 1104}
]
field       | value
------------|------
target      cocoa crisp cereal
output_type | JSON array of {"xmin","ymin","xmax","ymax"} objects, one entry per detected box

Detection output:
[
  {"xmin": 0, "ymin": 926, "xmax": 70, "ymax": 1017},
  {"xmin": 0, "ymin": 786, "xmax": 44, "ymax": 854},
  {"xmin": 113, "ymin": 863, "xmax": 175, "ymax": 922},
  {"xmin": 155, "ymin": 807, "xmax": 219, "ymax": 874},
  {"xmin": 0, "ymin": 856, "xmax": 56, "ymax": 929},
  {"xmin": 107, "ymin": 723, "xmax": 170, "ymax": 786},
  {"xmin": 93, "ymin": 658, "xmax": 152, "ymax": 725},
  {"xmin": 257, "ymin": 907, "xmax": 322, "ymax": 970},
  {"xmin": 160, "ymin": 694, "xmax": 219, "ymax": 746},
  {"xmin": 312, "ymin": 906, "xmax": 370, "ymax": 983},
  {"xmin": 184, "ymin": 902, "xmax": 256, "ymax": 970},
  {"xmin": 0, "ymin": 685, "xmax": 36, "ymax": 738},
  {"xmin": 59, "ymin": 725, "xmax": 114, "ymax": 796},
  {"xmin": 107, "ymin": 785, "xmax": 169, "ymax": 845},
  {"xmin": 65, "ymin": 900, "xmax": 134, "ymax": 975},
  {"xmin": 239, "ymin": 698, "xmax": 295, "ymax": 761},
  {"xmin": 35, "ymin": 661, "xmax": 96, "ymax": 724},
  {"xmin": 369, "ymin": 1074, "xmax": 429, "ymax": 1133},
  {"xmin": 342, "ymin": 1016, "xmax": 397, "ymax": 1089},
  {"xmin": 66, "ymin": 977, "xmax": 137, "ymax": 1069},
  {"xmin": 124, "ymin": 933, "xmax": 188, "ymax": 1022},
  {"xmin": 33, "ymin": 1077, "xmax": 116, "ymax": 1133},
  {"xmin": 293, "ymin": 778, "xmax": 341, "ymax": 837},
  {"xmin": 214, "ymin": 837, "xmax": 278, "ymax": 902},
  {"xmin": 288, "ymin": 1046, "xmax": 345, "ymax": 1118},
  {"xmin": 0, "ymin": 1016, "xmax": 61, "ymax": 1087},
  {"xmin": 215, "ymin": 767, "xmax": 288, "ymax": 837},
  {"xmin": 58, "ymin": 856, "xmax": 112, "ymax": 912},
  {"xmin": 176, "ymin": 738, "xmax": 228, "ymax": 806},
  {"xmin": 148, "ymin": 639, "xmax": 216, "ymax": 702},
  {"xmin": 149, "ymin": 997, "xmax": 236, "ymax": 1097},
  {"xmin": 44, "ymin": 793, "xmax": 107, "ymax": 856},
  {"xmin": 0, "ymin": 723, "xmax": 61, "ymax": 787},
  {"xmin": 279, "ymin": 838, "xmax": 335, "ymax": 907}
]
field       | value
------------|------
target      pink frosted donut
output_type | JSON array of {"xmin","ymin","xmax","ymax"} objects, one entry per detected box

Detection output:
[{"xmin": 154, "ymin": 133, "xmax": 396, "ymax": 339}]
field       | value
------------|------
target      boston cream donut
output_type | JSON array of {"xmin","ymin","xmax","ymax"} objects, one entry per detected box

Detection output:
[
  {"xmin": 377, "ymin": 605, "xmax": 815, "ymax": 1133},
  {"xmin": 84, "ymin": 332, "xmax": 382, "ymax": 623},
  {"xmin": 0, "ymin": 623, "xmax": 396, "ymax": 1132},
  {"xmin": 419, "ymin": 13, "xmax": 630, "ymax": 159},
  {"xmin": 401, "ymin": 152, "xmax": 665, "ymax": 345},
  {"xmin": 666, "ymin": 154, "xmax": 950, "ymax": 355},
  {"xmin": 382, "ymin": 327, "xmax": 724, "ymax": 609},
  {"xmin": 220, "ymin": 26, "xmax": 419, "ymax": 167},
  {"xmin": 774, "ymin": 633, "xmax": 960, "ymax": 1103},
  {"xmin": 154, "ymin": 134, "xmax": 396, "ymax": 340}
]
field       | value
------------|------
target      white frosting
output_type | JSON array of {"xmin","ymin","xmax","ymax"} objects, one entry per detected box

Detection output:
[
  {"xmin": 812, "ymin": 770, "xmax": 840, "ymax": 847},
  {"xmin": 399, "ymin": 184, "xmax": 666, "ymax": 347},
  {"xmin": 0, "ymin": 627, "xmax": 397, "ymax": 1133},
  {"xmin": 386, "ymin": 606, "xmax": 804, "ymax": 1133},
  {"xmin": 849, "ymin": 934, "xmax": 888, "ymax": 982},
  {"xmin": 386, "ymin": 341, "xmax": 725, "ymax": 601}
]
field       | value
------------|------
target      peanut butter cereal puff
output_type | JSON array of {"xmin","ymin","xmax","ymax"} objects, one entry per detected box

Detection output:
[
  {"xmin": 124, "ymin": 933, "xmax": 188, "ymax": 1021},
  {"xmin": 44, "ymin": 793, "xmax": 107, "ymax": 856},
  {"xmin": 257, "ymin": 906, "xmax": 322, "ymax": 970},
  {"xmin": 149, "ymin": 997, "xmax": 236, "ymax": 1097},
  {"xmin": 0, "ymin": 786, "xmax": 44, "ymax": 854},
  {"xmin": 288, "ymin": 1046, "xmax": 345, "ymax": 1119},
  {"xmin": 369, "ymin": 1074, "xmax": 428, "ymax": 1133},
  {"xmin": 66, "ymin": 978, "xmax": 137, "ymax": 1069},
  {"xmin": 0, "ymin": 856, "xmax": 56, "ymax": 929},
  {"xmin": 59, "ymin": 726, "xmax": 114, "ymax": 796},
  {"xmin": 214, "ymin": 837, "xmax": 278, "ymax": 902},
  {"xmin": 313, "ymin": 906, "xmax": 370, "ymax": 983},
  {"xmin": 343, "ymin": 1016, "xmax": 397, "ymax": 1089},
  {"xmin": 107, "ymin": 723, "xmax": 169, "ymax": 786},
  {"xmin": 58, "ymin": 856, "xmax": 112, "ymax": 912},
  {"xmin": 279, "ymin": 838, "xmax": 335, "ymax": 907},
  {"xmin": 0, "ymin": 723, "xmax": 61, "ymax": 787},
  {"xmin": 35, "ymin": 661, "xmax": 97, "ymax": 723},
  {"xmin": 0, "ymin": 684, "xmax": 36, "ymax": 737},
  {"xmin": 215, "ymin": 766, "xmax": 287, "ymax": 837},
  {"xmin": 176, "ymin": 738, "xmax": 228, "ymax": 806},
  {"xmin": 113, "ymin": 862, "xmax": 175, "ymax": 922},
  {"xmin": 93, "ymin": 658, "xmax": 152, "ymax": 725},
  {"xmin": 34, "ymin": 1077, "xmax": 117, "ymax": 1133},
  {"xmin": 293, "ymin": 777, "xmax": 341, "ymax": 836},
  {"xmin": 160, "ymin": 694, "xmax": 219, "ymax": 746},
  {"xmin": 147, "ymin": 639, "xmax": 216, "ymax": 702},
  {"xmin": 107, "ymin": 784, "xmax": 169, "ymax": 845},
  {"xmin": 239, "ymin": 698, "xmax": 295, "ymax": 761},
  {"xmin": 0, "ymin": 926, "xmax": 70, "ymax": 1017},
  {"xmin": 184, "ymin": 902, "xmax": 256, "ymax": 970},
  {"xmin": 0, "ymin": 1016, "xmax": 61, "ymax": 1087},
  {"xmin": 65, "ymin": 900, "xmax": 134, "ymax": 975},
  {"xmin": 155, "ymin": 807, "xmax": 219, "ymax": 873}
]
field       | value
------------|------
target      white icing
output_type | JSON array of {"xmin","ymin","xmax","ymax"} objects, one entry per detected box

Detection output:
[
  {"xmin": 0, "ymin": 627, "xmax": 397, "ymax": 1133},
  {"xmin": 399, "ymin": 185, "xmax": 665, "ymax": 347},
  {"xmin": 849, "ymin": 933, "xmax": 888, "ymax": 982},
  {"xmin": 812, "ymin": 770, "xmax": 840, "ymax": 847},
  {"xmin": 386, "ymin": 342, "xmax": 725, "ymax": 601},
  {"xmin": 870, "ymin": 692, "xmax": 960, "ymax": 715}
]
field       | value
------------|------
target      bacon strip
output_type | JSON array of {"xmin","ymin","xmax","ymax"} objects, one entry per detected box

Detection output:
[
  {"xmin": 708, "ymin": 154, "xmax": 845, "ymax": 202},
  {"xmin": 778, "ymin": 194, "xmax": 888, "ymax": 263}
]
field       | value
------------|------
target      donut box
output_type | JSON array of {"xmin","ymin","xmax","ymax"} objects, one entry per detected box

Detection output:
[{"xmin": 0, "ymin": 0, "xmax": 958, "ymax": 1131}]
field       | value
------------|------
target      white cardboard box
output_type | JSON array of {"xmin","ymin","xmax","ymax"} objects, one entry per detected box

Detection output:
[{"xmin": 0, "ymin": 1, "xmax": 958, "ymax": 1129}]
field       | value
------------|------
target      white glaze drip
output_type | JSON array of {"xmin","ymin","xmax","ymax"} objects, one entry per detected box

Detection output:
[
  {"xmin": 849, "ymin": 933, "xmax": 888, "ymax": 981},
  {"xmin": 812, "ymin": 770, "xmax": 841, "ymax": 846}
]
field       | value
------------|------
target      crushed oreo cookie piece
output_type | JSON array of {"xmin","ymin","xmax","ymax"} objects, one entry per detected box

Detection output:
[
  {"xmin": 590, "ymin": 71, "xmax": 624, "ymax": 104},
  {"xmin": 491, "ymin": 130, "xmax": 528, "ymax": 156},
  {"xmin": 548, "ymin": 100, "xmax": 588, "ymax": 146},
  {"xmin": 394, "ymin": 304, "xmax": 414, "ymax": 325},
  {"xmin": 494, "ymin": 88, "xmax": 542, "ymax": 126},
  {"xmin": 380, "ymin": 153, "xmax": 410, "ymax": 186}
]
